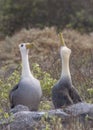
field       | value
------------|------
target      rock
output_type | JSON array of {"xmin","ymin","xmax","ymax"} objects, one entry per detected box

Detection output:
[
  {"xmin": 48, "ymin": 109, "xmax": 70, "ymax": 119},
  {"xmin": 0, "ymin": 102, "xmax": 93, "ymax": 130},
  {"xmin": 10, "ymin": 112, "xmax": 37, "ymax": 130},
  {"xmin": 10, "ymin": 105, "xmax": 30, "ymax": 114},
  {"xmin": 65, "ymin": 102, "xmax": 93, "ymax": 116}
]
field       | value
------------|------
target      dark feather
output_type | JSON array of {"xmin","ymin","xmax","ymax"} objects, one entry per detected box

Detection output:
[
  {"xmin": 9, "ymin": 84, "xmax": 19, "ymax": 108},
  {"xmin": 69, "ymin": 86, "xmax": 82, "ymax": 103},
  {"xmin": 52, "ymin": 77, "xmax": 82, "ymax": 108}
]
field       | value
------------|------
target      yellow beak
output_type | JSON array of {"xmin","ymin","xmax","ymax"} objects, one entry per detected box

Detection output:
[
  {"xmin": 26, "ymin": 43, "xmax": 33, "ymax": 49},
  {"xmin": 59, "ymin": 32, "xmax": 65, "ymax": 46}
]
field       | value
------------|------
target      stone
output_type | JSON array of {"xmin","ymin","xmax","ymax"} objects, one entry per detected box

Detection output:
[{"xmin": 0, "ymin": 102, "xmax": 93, "ymax": 130}]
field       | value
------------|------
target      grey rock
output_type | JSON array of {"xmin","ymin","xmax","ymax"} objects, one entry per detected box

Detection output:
[
  {"xmin": 10, "ymin": 105, "xmax": 30, "ymax": 114},
  {"xmin": 0, "ymin": 102, "xmax": 93, "ymax": 130},
  {"xmin": 65, "ymin": 102, "xmax": 93, "ymax": 116},
  {"xmin": 48, "ymin": 109, "xmax": 70, "ymax": 119}
]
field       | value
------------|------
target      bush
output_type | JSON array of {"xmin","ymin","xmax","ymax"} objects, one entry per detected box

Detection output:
[
  {"xmin": 0, "ymin": 0, "xmax": 48, "ymax": 36},
  {"xmin": 0, "ymin": 70, "xmax": 20, "ymax": 111},
  {"xmin": 0, "ymin": 0, "xmax": 93, "ymax": 36},
  {"xmin": 32, "ymin": 63, "xmax": 57, "ymax": 97}
]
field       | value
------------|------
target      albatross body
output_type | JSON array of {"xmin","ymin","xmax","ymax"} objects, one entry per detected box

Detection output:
[
  {"xmin": 52, "ymin": 36, "xmax": 82, "ymax": 109},
  {"xmin": 9, "ymin": 43, "xmax": 42, "ymax": 111}
]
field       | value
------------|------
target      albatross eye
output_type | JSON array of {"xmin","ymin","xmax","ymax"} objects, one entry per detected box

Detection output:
[{"xmin": 21, "ymin": 44, "xmax": 24, "ymax": 47}]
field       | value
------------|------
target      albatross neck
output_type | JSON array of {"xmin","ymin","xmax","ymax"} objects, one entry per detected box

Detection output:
[
  {"xmin": 21, "ymin": 52, "xmax": 33, "ymax": 78},
  {"xmin": 61, "ymin": 55, "xmax": 71, "ymax": 81}
]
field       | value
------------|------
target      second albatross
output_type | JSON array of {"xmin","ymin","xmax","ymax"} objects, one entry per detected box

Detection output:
[{"xmin": 52, "ymin": 34, "xmax": 82, "ymax": 108}]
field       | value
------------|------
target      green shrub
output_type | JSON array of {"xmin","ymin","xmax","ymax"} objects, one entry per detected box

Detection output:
[
  {"xmin": 0, "ymin": 70, "xmax": 20, "ymax": 111},
  {"xmin": 87, "ymin": 88, "xmax": 93, "ymax": 103},
  {"xmin": 32, "ymin": 63, "xmax": 57, "ymax": 97}
]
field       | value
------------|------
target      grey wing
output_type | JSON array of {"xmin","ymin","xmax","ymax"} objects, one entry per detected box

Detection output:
[
  {"xmin": 9, "ymin": 84, "xmax": 19, "ymax": 108},
  {"xmin": 69, "ymin": 86, "xmax": 82, "ymax": 103},
  {"xmin": 52, "ymin": 87, "xmax": 73, "ymax": 108}
]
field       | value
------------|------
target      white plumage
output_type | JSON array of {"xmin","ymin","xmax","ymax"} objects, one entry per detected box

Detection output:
[{"xmin": 9, "ymin": 43, "xmax": 42, "ymax": 111}]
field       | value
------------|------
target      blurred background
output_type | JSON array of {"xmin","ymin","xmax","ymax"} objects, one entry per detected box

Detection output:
[
  {"xmin": 0, "ymin": 0, "xmax": 93, "ymax": 37},
  {"xmin": 0, "ymin": 0, "xmax": 93, "ymax": 112}
]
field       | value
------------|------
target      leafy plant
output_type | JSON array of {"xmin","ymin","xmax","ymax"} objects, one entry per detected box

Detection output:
[
  {"xmin": 87, "ymin": 88, "xmax": 93, "ymax": 103},
  {"xmin": 32, "ymin": 63, "xmax": 57, "ymax": 97},
  {"xmin": 0, "ymin": 69, "xmax": 20, "ymax": 111}
]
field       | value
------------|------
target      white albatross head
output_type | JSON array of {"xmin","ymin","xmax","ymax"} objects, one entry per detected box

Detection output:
[
  {"xmin": 19, "ymin": 43, "xmax": 33, "ymax": 56},
  {"xmin": 60, "ymin": 46, "xmax": 71, "ymax": 59}
]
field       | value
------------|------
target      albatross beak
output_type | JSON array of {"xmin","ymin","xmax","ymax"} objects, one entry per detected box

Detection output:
[
  {"xmin": 26, "ymin": 43, "xmax": 33, "ymax": 49},
  {"xmin": 59, "ymin": 32, "xmax": 66, "ymax": 46}
]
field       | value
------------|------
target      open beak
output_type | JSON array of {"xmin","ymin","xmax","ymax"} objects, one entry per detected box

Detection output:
[
  {"xmin": 59, "ymin": 32, "xmax": 66, "ymax": 46},
  {"xmin": 26, "ymin": 43, "xmax": 33, "ymax": 49}
]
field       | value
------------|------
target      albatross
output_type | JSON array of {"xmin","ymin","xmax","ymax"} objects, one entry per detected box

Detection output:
[
  {"xmin": 52, "ymin": 33, "xmax": 82, "ymax": 108},
  {"xmin": 9, "ymin": 43, "xmax": 42, "ymax": 111}
]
